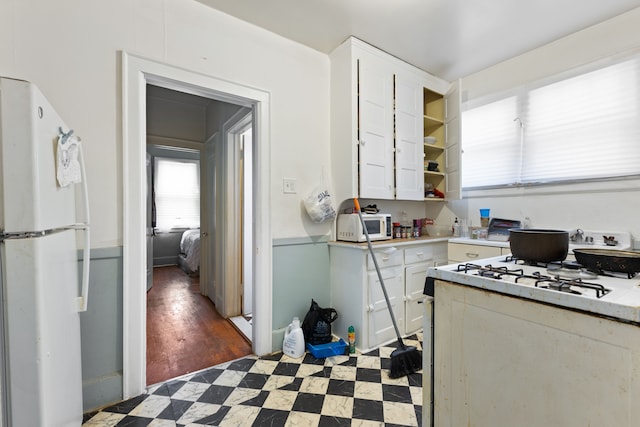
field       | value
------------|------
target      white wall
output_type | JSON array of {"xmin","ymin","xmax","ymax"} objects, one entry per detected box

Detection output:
[
  {"xmin": 0, "ymin": 0, "xmax": 331, "ymax": 245},
  {"xmin": 431, "ymin": 7, "xmax": 640, "ymax": 244}
]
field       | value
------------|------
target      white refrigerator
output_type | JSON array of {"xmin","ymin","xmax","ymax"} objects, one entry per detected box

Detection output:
[{"xmin": 0, "ymin": 77, "xmax": 90, "ymax": 426}]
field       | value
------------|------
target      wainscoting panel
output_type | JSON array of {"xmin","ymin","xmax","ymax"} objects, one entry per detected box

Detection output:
[
  {"xmin": 271, "ymin": 236, "xmax": 330, "ymax": 352},
  {"xmin": 79, "ymin": 246, "xmax": 123, "ymax": 412}
]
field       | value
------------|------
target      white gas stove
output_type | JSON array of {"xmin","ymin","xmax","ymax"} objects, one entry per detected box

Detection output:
[
  {"xmin": 423, "ymin": 231, "xmax": 640, "ymax": 427},
  {"xmin": 428, "ymin": 255, "xmax": 640, "ymax": 323}
]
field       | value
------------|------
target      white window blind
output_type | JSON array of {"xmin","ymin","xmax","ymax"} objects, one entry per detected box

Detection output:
[
  {"xmin": 462, "ymin": 55, "xmax": 640, "ymax": 189},
  {"xmin": 154, "ymin": 157, "xmax": 200, "ymax": 230},
  {"xmin": 461, "ymin": 97, "xmax": 520, "ymax": 187}
]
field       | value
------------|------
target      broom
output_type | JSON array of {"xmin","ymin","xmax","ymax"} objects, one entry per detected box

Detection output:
[{"xmin": 353, "ymin": 198, "xmax": 422, "ymax": 378}]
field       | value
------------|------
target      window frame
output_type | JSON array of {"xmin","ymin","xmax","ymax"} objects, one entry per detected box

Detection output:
[
  {"xmin": 461, "ymin": 51, "xmax": 640, "ymax": 191},
  {"xmin": 153, "ymin": 155, "xmax": 201, "ymax": 232}
]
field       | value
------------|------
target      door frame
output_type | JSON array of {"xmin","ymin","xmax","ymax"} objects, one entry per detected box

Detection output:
[
  {"xmin": 122, "ymin": 52, "xmax": 272, "ymax": 398},
  {"xmin": 219, "ymin": 111, "xmax": 253, "ymax": 320}
]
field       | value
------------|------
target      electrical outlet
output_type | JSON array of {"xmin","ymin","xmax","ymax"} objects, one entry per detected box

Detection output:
[{"xmin": 283, "ymin": 178, "xmax": 297, "ymax": 194}]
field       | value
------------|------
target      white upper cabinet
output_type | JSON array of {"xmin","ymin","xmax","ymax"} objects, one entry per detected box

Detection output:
[
  {"xmin": 395, "ymin": 69, "xmax": 425, "ymax": 200},
  {"xmin": 358, "ymin": 50, "xmax": 395, "ymax": 199},
  {"xmin": 330, "ymin": 37, "xmax": 461, "ymax": 205}
]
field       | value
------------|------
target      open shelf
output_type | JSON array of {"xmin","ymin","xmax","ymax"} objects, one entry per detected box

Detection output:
[{"xmin": 423, "ymin": 87, "xmax": 446, "ymax": 200}]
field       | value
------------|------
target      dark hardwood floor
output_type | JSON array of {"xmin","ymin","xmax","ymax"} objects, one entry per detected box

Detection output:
[{"xmin": 146, "ymin": 266, "xmax": 252, "ymax": 386}]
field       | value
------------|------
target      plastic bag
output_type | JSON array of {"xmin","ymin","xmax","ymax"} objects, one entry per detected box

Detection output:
[
  {"xmin": 303, "ymin": 181, "xmax": 336, "ymax": 223},
  {"xmin": 302, "ymin": 299, "xmax": 338, "ymax": 345}
]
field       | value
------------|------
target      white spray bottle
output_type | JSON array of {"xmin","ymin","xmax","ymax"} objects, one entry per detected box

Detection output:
[{"xmin": 283, "ymin": 316, "xmax": 305, "ymax": 358}]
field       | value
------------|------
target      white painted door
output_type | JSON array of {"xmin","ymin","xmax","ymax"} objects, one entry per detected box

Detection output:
[
  {"xmin": 203, "ymin": 134, "xmax": 216, "ymax": 302},
  {"xmin": 241, "ymin": 128, "xmax": 253, "ymax": 317},
  {"xmin": 367, "ymin": 267, "xmax": 403, "ymax": 347},
  {"xmin": 445, "ymin": 79, "xmax": 462, "ymax": 201},
  {"xmin": 358, "ymin": 54, "xmax": 395, "ymax": 199},
  {"xmin": 395, "ymin": 71, "xmax": 425, "ymax": 201}
]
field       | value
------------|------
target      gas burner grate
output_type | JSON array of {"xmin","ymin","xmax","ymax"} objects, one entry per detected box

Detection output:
[
  {"xmin": 534, "ymin": 277, "xmax": 610, "ymax": 298},
  {"xmin": 504, "ymin": 256, "xmax": 558, "ymax": 268},
  {"xmin": 457, "ymin": 263, "xmax": 611, "ymax": 299}
]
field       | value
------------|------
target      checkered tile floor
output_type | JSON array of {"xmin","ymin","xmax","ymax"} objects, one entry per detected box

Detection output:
[{"xmin": 82, "ymin": 333, "xmax": 423, "ymax": 426}]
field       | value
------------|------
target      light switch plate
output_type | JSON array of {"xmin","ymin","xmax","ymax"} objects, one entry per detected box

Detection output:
[{"xmin": 283, "ymin": 178, "xmax": 297, "ymax": 194}]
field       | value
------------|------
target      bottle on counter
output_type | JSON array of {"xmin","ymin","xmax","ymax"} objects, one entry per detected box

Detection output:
[
  {"xmin": 393, "ymin": 222, "xmax": 401, "ymax": 239},
  {"xmin": 412, "ymin": 219, "xmax": 421, "ymax": 238},
  {"xmin": 461, "ymin": 218, "xmax": 469, "ymax": 238},
  {"xmin": 453, "ymin": 217, "xmax": 461, "ymax": 237},
  {"xmin": 348, "ymin": 325, "xmax": 356, "ymax": 354}
]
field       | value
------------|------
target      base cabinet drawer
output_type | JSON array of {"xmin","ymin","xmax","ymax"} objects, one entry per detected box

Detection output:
[{"xmin": 448, "ymin": 243, "xmax": 503, "ymax": 263}]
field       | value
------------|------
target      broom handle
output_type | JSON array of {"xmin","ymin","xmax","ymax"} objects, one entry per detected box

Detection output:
[{"xmin": 354, "ymin": 198, "xmax": 404, "ymax": 342}]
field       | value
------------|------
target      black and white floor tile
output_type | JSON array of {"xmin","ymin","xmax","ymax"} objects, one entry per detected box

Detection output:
[{"xmin": 82, "ymin": 333, "xmax": 423, "ymax": 426}]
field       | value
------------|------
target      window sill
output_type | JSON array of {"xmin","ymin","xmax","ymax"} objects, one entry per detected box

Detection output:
[{"xmin": 462, "ymin": 176, "xmax": 640, "ymax": 199}]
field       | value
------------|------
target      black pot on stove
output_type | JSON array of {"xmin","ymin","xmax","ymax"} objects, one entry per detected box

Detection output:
[{"xmin": 509, "ymin": 228, "xmax": 569, "ymax": 263}]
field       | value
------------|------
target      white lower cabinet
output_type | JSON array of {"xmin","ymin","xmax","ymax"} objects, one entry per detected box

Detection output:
[{"xmin": 330, "ymin": 240, "xmax": 447, "ymax": 352}]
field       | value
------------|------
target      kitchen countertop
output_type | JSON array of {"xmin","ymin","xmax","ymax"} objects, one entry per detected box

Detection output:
[
  {"xmin": 329, "ymin": 236, "xmax": 449, "ymax": 249},
  {"xmin": 331, "ymin": 234, "xmax": 635, "ymax": 251},
  {"xmin": 448, "ymin": 237, "xmax": 510, "ymax": 248}
]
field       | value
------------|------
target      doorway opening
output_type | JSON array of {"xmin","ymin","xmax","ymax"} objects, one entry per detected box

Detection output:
[
  {"xmin": 144, "ymin": 86, "xmax": 254, "ymax": 384},
  {"xmin": 123, "ymin": 52, "xmax": 272, "ymax": 399}
]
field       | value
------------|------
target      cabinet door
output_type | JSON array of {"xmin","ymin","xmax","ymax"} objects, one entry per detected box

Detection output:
[
  {"xmin": 395, "ymin": 71, "xmax": 425, "ymax": 200},
  {"xmin": 445, "ymin": 79, "xmax": 462, "ymax": 201},
  {"xmin": 367, "ymin": 267, "xmax": 403, "ymax": 347},
  {"xmin": 405, "ymin": 262, "xmax": 430, "ymax": 334},
  {"xmin": 358, "ymin": 55, "xmax": 395, "ymax": 199}
]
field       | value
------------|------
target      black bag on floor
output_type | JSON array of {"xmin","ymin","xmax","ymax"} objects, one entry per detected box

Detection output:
[{"xmin": 302, "ymin": 299, "xmax": 338, "ymax": 345}]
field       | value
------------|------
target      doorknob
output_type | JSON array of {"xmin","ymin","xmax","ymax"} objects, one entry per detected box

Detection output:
[{"xmin": 201, "ymin": 232, "xmax": 208, "ymax": 237}]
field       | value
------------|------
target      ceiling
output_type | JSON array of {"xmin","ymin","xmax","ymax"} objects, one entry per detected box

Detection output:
[{"xmin": 196, "ymin": 0, "xmax": 640, "ymax": 81}]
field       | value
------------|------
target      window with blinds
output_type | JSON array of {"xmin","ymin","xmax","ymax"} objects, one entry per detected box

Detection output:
[
  {"xmin": 462, "ymin": 55, "xmax": 640, "ymax": 189},
  {"xmin": 154, "ymin": 157, "xmax": 200, "ymax": 230}
]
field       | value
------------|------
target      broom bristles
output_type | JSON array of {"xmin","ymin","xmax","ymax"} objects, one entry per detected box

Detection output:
[{"xmin": 389, "ymin": 345, "xmax": 422, "ymax": 379}]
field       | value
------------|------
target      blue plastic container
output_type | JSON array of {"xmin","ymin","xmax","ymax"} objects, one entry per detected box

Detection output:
[{"xmin": 307, "ymin": 339, "xmax": 348, "ymax": 358}]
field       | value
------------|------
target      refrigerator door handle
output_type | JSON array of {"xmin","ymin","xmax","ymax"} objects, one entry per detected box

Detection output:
[{"xmin": 76, "ymin": 142, "xmax": 91, "ymax": 312}]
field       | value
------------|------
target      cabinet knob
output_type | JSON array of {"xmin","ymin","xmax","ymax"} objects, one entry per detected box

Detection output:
[
  {"xmin": 367, "ymin": 304, "xmax": 374, "ymax": 312},
  {"xmin": 359, "ymin": 139, "xmax": 365, "ymax": 146}
]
